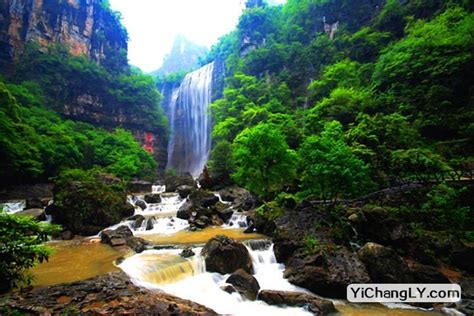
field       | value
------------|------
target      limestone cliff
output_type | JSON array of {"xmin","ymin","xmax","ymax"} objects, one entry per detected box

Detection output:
[{"xmin": 0, "ymin": 0, "xmax": 127, "ymax": 70}]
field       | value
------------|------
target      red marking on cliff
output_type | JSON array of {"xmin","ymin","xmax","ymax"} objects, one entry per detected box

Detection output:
[{"xmin": 144, "ymin": 132, "xmax": 154, "ymax": 154}]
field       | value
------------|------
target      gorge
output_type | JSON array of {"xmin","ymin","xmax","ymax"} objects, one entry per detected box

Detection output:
[{"xmin": 1, "ymin": 0, "xmax": 473, "ymax": 315}]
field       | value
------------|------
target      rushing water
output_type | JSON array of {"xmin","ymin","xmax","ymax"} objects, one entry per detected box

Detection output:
[{"xmin": 166, "ymin": 63, "xmax": 214, "ymax": 177}]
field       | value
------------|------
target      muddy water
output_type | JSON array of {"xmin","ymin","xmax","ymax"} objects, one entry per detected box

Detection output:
[
  {"xmin": 31, "ymin": 239, "xmax": 128, "ymax": 287},
  {"xmin": 137, "ymin": 226, "xmax": 266, "ymax": 245}
]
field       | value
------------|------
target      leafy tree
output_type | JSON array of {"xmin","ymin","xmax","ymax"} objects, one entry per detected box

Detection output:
[
  {"xmin": 208, "ymin": 140, "xmax": 234, "ymax": 182},
  {"xmin": 299, "ymin": 121, "xmax": 370, "ymax": 202},
  {"xmin": 0, "ymin": 212, "xmax": 60, "ymax": 293},
  {"xmin": 390, "ymin": 148, "xmax": 450, "ymax": 180},
  {"xmin": 231, "ymin": 123, "xmax": 297, "ymax": 199}
]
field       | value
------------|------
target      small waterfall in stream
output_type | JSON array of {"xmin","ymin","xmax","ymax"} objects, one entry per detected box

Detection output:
[{"xmin": 166, "ymin": 63, "xmax": 214, "ymax": 177}]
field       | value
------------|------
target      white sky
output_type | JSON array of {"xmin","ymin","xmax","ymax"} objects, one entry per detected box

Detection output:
[{"xmin": 109, "ymin": 0, "xmax": 286, "ymax": 73}]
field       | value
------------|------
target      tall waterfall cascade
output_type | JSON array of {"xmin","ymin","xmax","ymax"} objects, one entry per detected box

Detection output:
[{"xmin": 166, "ymin": 62, "xmax": 214, "ymax": 177}]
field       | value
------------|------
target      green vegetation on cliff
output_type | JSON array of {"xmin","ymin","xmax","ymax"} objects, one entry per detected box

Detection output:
[{"xmin": 207, "ymin": 1, "xmax": 473, "ymax": 203}]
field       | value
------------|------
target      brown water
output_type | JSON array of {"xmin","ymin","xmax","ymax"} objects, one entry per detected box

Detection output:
[
  {"xmin": 137, "ymin": 226, "xmax": 266, "ymax": 245},
  {"xmin": 336, "ymin": 304, "xmax": 443, "ymax": 315},
  {"xmin": 31, "ymin": 239, "xmax": 128, "ymax": 287}
]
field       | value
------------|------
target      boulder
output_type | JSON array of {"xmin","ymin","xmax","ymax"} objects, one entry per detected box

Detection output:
[
  {"xmin": 258, "ymin": 290, "xmax": 336, "ymax": 315},
  {"xmin": 197, "ymin": 168, "xmax": 216, "ymax": 190},
  {"xmin": 406, "ymin": 261, "xmax": 450, "ymax": 283},
  {"xmin": 101, "ymin": 226, "xmax": 133, "ymax": 245},
  {"xmin": 218, "ymin": 187, "xmax": 259, "ymax": 211},
  {"xmin": 60, "ymin": 230, "xmax": 74, "ymax": 240},
  {"xmin": 177, "ymin": 202, "xmax": 192, "ymax": 220},
  {"xmin": 201, "ymin": 235, "xmax": 253, "ymax": 274},
  {"xmin": 128, "ymin": 214, "xmax": 145, "ymax": 229},
  {"xmin": 127, "ymin": 180, "xmax": 152, "ymax": 193},
  {"xmin": 135, "ymin": 200, "xmax": 147, "ymax": 210},
  {"xmin": 110, "ymin": 238, "xmax": 126, "ymax": 247},
  {"xmin": 284, "ymin": 247, "xmax": 370, "ymax": 299},
  {"xmin": 164, "ymin": 174, "xmax": 196, "ymax": 192},
  {"xmin": 177, "ymin": 185, "xmax": 194, "ymax": 199},
  {"xmin": 226, "ymin": 269, "xmax": 260, "ymax": 300},
  {"xmin": 216, "ymin": 207, "xmax": 234, "ymax": 222},
  {"xmin": 26, "ymin": 198, "xmax": 44, "ymax": 209},
  {"xmin": 126, "ymin": 237, "xmax": 148, "ymax": 253},
  {"xmin": 220, "ymin": 284, "xmax": 237, "ymax": 294},
  {"xmin": 144, "ymin": 194, "xmax": 161, "ymax": 204},
  {"xmin": 145, "ymin": 217, "xmax": 155, "ymax": 231},
  {"xmin": 16, "ymin": 208, "xmax": 46, "ymax": 221},
  {"xmin": 180, "ymin": 247, "xmax": 195, "ymax": 258},
  {"xmin": 358, "ymin": 242, "xmax": 414, "ymax": 283},
  {"xmin": 189, "ymin": 190, "xmax": 219, "ymax": 208}
]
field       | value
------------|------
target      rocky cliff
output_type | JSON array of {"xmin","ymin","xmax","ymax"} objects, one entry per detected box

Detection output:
[{"xmin": 0, "ymin": 0, "xmax": 127, "ymax": 70}]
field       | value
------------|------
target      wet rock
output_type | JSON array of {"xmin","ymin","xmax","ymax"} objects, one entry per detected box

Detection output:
[
  {"xmin": 101, "ymin": 226, "xmax": 133, "ymax": 245},
  {"xmin": 358, "ymin": 242, "xmax": 414, "ymax": 283},
  {"xmin": 16, "ymin": 208, "xmax": 46, "ymax": 221},
  {"xmin": 226, "ymin": 269, "xmax": 260, "ymax": 300},
  {"xmin": 177, "ymin": 185, "xmax": 194, "ymax": 199},
  {"xmin": 144, "ymin": 193, "xmax": 161, "ymax": 204},
  {"xmin": 127, "ymin": 180, "xmax": 152, "ymax": 193},
  {"xmin": 197, "ymin": 168, "xmax": 216, "ymax": 190},
  {"xmin": 221, "ymin": 284, "xmax": 237, "ymax": 294},
  {"xmin": 110, "ymin": 238, "xmax": 126, "ymax": 247},
  {"xmin": 246, "ymin": 239, "xmax": 272, "ymax": 251},
  {"xmin": 126, "ymin": 237, "xmax": 148, "ymax": 253},
  {"xmin": 284, "ymin": 247, "xmax": 370, "ymax": 299},
  {"xmin": 145, "ymin": 217, "xmax": 155, "ymax": 231},
  {"xmin": 216, "ymin": 207, "xmax": 234, "ymax": 222},
  {"xmin": 135, "ymin": 200, "xmax": 147, "ymax": 210},
  {"xmin": 193, "ymin": 216, "xmax": 210, "ymax": 229},
  {"xmin": 177, "ymin": 202, "xmax": 192, "ymax": 220},
  {"xmin": 247, "ymin": 213, "xmax": 276, "ymax": 235},
  {"xmin": 128, "ymin": 214, "xmax": 145, "ymax": 229},
  {"xmin": 189, "ymin": 190, "xmax": 219, "ymax": 208},
  {"xmin": 1, "ymin": 272, "xmax": 217, "ymax": 315},
  {"xmin": 258, "ymin": 290, "xmax": 336, "ymax": 315},
  {"xmin": 202, "ymin": 235, "xmax": 253, "ymax": 274},
  {"xmin": 218, "ymin": 187, "xmax": 259, "ymax": 211},
  {"xmin": 180, "ymin": 247, "xmax": 195, "ymax": 258},
  {"xmin": 164, "ymin": 174, "xmax": 196, "ymax": 192}
]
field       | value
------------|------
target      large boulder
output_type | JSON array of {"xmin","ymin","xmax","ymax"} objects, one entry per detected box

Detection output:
[
  {"xmin": 47, "ymin": 170, "xmax": 135, "ymax": 236},
  {"xmin": 127, "ymin": 180, "xmax": 152, "ymax": 193},
  {"xmin": 135, "ymin": 200, "xmax": 147, "ymax": 210},
  {"xmin": 226, "ymin": 269, "xmax": 260, "ymax": 300},
  {"xmin": 284, "ymin": 247, "xmax": 370, "ymax": 299},
  {"xmin": 189, "ymin": 190, "xmax": 219, "ymax": 208},
  {"xmin": 358, "ymin": 242, "xmax": 414, "ymax": 283},
  {"xmin": 258, "ymin": 290, "xmax": 336, "ymax": 315},
  {"xmin": 218, "ymin": 187, "xmax": 259, "ymax": 211},
  {"xmin": 177, "ymin": 202, "xmax": 192, "ymax": 220},
  {"xmin": 101, "ymin": 226, "xmax": 148, "ymax": 253},
  {"xmin": 164, "ymin": 174, "xmax": 196, "ymax": 192},
  {"xmin": 201, "ymin": 235, "xmax": 253, "ymax": 274}
]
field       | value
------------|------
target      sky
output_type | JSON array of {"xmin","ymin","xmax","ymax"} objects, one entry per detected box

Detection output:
[{"xmin": 109, "ymin": 0, "xmax": 286, "ymax": 73}]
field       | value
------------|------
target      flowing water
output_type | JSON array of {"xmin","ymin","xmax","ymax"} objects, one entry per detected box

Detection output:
[
  {"xmin": 29, "ymin": 188, "xmax": 450, "ymax": 315},
  {"xmin": 166, "ymin": 63, "xmax": 214, "ymax": 177}
]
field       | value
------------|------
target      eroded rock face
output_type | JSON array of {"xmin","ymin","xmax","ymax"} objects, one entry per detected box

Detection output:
[
  {"xmin": 101, "ymin": 225, "xmax": 148, "ymax": 253},
  {"xmin": 201, "ymin": 235, "xmax": 253, "ymax": 274},
  {"xmin": 0, "ymin": 0, "xmax": 126, "ymax": 66},
  {"xmin": 258, "ymin": 290, "xmax": 336, "ymax": 315},
  {"xmin": 0, "ymin": 272, "xmax": 217, "ymax": 315}
]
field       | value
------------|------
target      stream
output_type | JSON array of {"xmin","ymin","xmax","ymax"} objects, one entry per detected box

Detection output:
[{"xmin": 3, "ymin": 186, "xmax": 448, "ymax": 315}]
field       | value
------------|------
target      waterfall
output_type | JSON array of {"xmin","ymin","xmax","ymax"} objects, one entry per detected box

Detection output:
[{"xmin": 166, "ymin": 63, "xmax": 214, "ymax": 177}]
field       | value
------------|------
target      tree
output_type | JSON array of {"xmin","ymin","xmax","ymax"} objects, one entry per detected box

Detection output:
[
  {"xmin": 231, "ymin": 123, "xmax": 297, "ymax": 199},
  {"xmin": 208, "ymin": 140, "xmax": 233, "ymax": 182},
  {"xmin": 0, "ymin": 212, "xmax": 60, "ymax": 293},
  {"xmin": 299, "ymin": 121, "xmax": 369, "ymax": 203}
]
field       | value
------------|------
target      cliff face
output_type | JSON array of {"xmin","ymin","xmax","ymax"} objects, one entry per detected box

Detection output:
[
  {"xmin": 0, "ymin": 0, "xmax": 168, "ymax": 168},
  {"xmin": 0, "ymin": 0, "xmax": 127, "ymax": 69}
]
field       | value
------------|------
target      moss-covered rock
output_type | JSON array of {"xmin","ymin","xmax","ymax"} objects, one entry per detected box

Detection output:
[{"xmin": 47, "ymin": 169, "xmax": 134, "ymax": 236}]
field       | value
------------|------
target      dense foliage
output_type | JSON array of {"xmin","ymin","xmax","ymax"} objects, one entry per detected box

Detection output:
[
  {"xmin": 207, "ymin": 0, "xmax": 473, "ymax": 204},
  {"xmin": 0, "ymin": 212, "xmax": 60, "ymax": 293},
  {"xmin": 47, "ymin": 169, "xmax": 134, "ymax": 236},
  {"xmin": 0, "ymin": 80, "xmax": 157, "ymax": 182}
]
